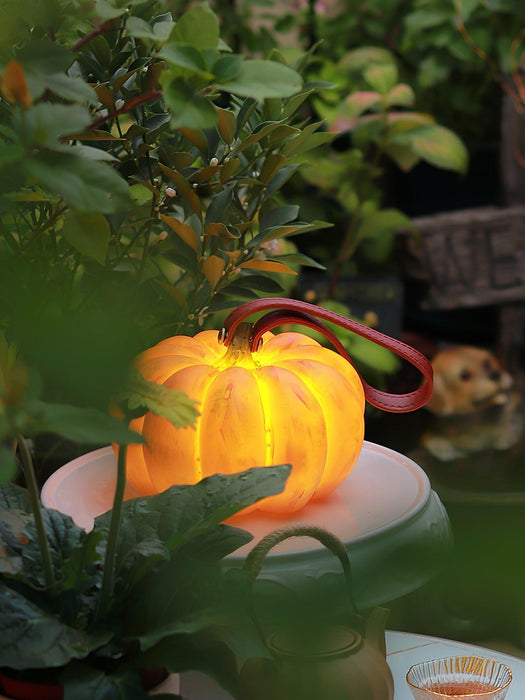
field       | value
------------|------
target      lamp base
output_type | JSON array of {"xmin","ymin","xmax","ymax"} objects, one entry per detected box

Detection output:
[{"xmin": 41, "ymin": 441, "xmax": 451, "ymax": 608}]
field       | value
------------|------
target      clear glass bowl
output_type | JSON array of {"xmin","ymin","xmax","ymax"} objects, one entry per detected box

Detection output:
[{"xmin": 406, "ymin": 656, "xmax": 513, "ymax": 699}]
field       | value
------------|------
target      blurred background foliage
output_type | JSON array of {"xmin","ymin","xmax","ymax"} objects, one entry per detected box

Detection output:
[{"xmin": 2, "ymin": 0, "xmax": 519, "ymax": 473}]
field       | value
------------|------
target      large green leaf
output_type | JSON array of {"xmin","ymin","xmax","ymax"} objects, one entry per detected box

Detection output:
[
  {"xmin": 0, "ymin": 584, "xmax": 102, "ymax": 670},
  {"xmin": 169, "ymin": 3, "xmax": 220, "ymax": 49},
  {"xmin": 94, "ymin": 465, "xmax": 291, "ymax": 553},
  {"xmin": 21, "ymin": 508, "xmax": 89, "ymax": 587},
  {"xmin": 24, "ymin": 150, "xmax": 132, "ymax": 213},
  {"xmin": 62, "ymin": 210, "xmax": 110, "ymax": 265},
  {"xmin": 216, "ymin": 60, "xmax": 302, "ymax": 100}
]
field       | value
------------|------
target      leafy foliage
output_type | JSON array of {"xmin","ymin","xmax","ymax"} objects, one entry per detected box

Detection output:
[
  {"xmin": 0, "ymin": 465, "xmax": 291, "ymax": 696},
  {"xmin": 0, "ymin": 0, "xmax": 331, "ymax": 413}
]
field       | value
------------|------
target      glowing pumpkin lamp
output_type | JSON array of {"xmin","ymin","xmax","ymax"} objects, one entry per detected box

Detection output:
[{"xmin": 120, "ymin": 298, "xmax": 432, "ymax": 514}]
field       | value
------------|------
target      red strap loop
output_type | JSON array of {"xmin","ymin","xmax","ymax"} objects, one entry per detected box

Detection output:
[{"xmin": 221, "ymin": 298, "xmax": 433, "ymax": 414}]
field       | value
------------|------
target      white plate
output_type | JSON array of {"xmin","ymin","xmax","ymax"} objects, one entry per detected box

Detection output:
[{"xmin": 41, "ymin": 441, "xmax": 452, "ymax": 607}]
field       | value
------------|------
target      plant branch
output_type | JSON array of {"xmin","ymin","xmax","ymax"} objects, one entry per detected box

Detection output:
[
  {"xmin": 71, "ymin": 17, "xmax": 122, "ymax": 53},
  {"xmin": 87, "ymin": 91, "xmax": 163, "ymax": 132},
  {"xmin": 95, "ymin": 444, "xmax": 127, "ymax": 621},
  {"xmin": 16, "ymin": 435, "xmax": 55, "ymax": 589}
]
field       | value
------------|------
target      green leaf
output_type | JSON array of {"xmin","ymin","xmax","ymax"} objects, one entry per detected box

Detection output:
[
  {"xmin": 162, "ymin": 75, "xmax": 217, "ymax": 129},
  {"xmin": 0, "ymin": 483, "xmax": 31, "ymax": 511},
  {"xmin": 62, "ymin": 210, "xmax": 110, "ymax": 265},
  {"xmin": 24, "ymin": 150, "xmax": 132, "ymax": 214},
  {"xmin": 0, "ymin": 446, "xmax": 17, "ymax": 483},
  {"xmin": 60, "ymin": 664, "xmax": 150, "ymax": 700},
  {"xmin": 95, "ymin": 465, "xmax": 291, "ymax": 552},
  {"xmin": 157, "ymin": 44, "xmax": 212, "ymax": 80},
  {"xmin": 385, "ymin": 83, "xmax": 415, "ymax": 108},
  {"xmin": 272, "ymin": 252, "xmax": 325, "ymax": 270},
  {"xmin": 364, "ymin": 63, "xmax": 398, "ymax": 95},
  {"xmin": 26, "ymin": 401, "xmax": 145, "ymax": 445},
  {"xmin": 169, "ymin": 3, "xmax": 220, "ymax": 49},
  {"xmin": 341, "ymin": 91, "xmax": 382, "ymax": 119},
  {"xmin": 21, "ymin": 507, "xmax": 89, "ymax": 588},
  {"xmin": 27, "ymin": 73, "xmax": 98, "ymax": 105},
  {"xmin": 260, "ymin": 204, "xmax": 299, "ymax": 230},
  {"xmin": 213, "ymin": 54, "xmax": 243, "ymax": 84},
  {"xmin": 339, "ymin": 47, "xmax": 396, "ymax": 71},
  {"xmin": 0, "ymin": 583, "xmax": 100, "ymax": 670},
  {"xmin": 216, "ymin": 107, "xmax": 236, "ymax": 144},
  {"xmin": 95, "ymin": 0, "xmax": 127, "ymax": 18},
  {"xmin": 216, "ymin": 60, "xmax": 302, "ymax": 100},
  {"xmin": 355, "ymin": 208, "xmax": 413, "ymax": 244},
  {"xmin": 15, "ymin": 38, "xmax": 73, "ymax": 74},
  {"xmin": 118, "ymin": 370, "xmax": 200, "ymax": 429},
  {"xmin": 126, "ymin": 15, "xmax": 174, "ymax": 42},
  {"xmin": 391, "ymin": 124, "xmax": 469, "ymax": 174},
  {"xmin": 22, "ymin": 103, "xmax": 92, "ymax": 147}
]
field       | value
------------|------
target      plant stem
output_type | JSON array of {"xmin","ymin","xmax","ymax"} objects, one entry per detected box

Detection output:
[
  {"xmin": 16, "ymin": 435, "xmax": 55, "ymax": 588},
  {"xmin": 95, "ymin": 444, "xmax": 127, "ymax": 621}
]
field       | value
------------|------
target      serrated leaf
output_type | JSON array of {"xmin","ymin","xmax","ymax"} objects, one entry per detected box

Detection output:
[
  {"xmin": 95, "ymin": 465, "xmax": 291, "ymax": 550},
  {"xmin": 0, "ymin": 483, "xmax": 31, "ymax": 511},
  {"xmin": 120, "ymin": 370, "xmax": 199, "ymax": 429},
  {"xmin": 62, "ymin": 210, "xmax": 110, "ymax": 264},
  {"xmin": 0, "ymin": 583, "xmax": 103, "ymax": 670}
]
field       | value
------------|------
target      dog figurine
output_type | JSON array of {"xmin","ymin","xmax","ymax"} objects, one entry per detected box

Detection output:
[{"xmin": 421, "ymin": 346, "xmax": 523, "ymax": 461}]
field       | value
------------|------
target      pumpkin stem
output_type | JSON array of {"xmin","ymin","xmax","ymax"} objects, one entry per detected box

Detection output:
[{"xmin": 217, "ymin": 322, "xmax": 258, "ymax": 369}]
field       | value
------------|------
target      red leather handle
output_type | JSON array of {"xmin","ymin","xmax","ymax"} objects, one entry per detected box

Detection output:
[{"xmin": 220, "ymin": 298, "xmax": 433, "ymax": 413}]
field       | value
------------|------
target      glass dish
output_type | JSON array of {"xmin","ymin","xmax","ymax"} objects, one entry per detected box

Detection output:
[{"xmin": 406, "ymin": 656, "xmax": 512, "ymax": 699}]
